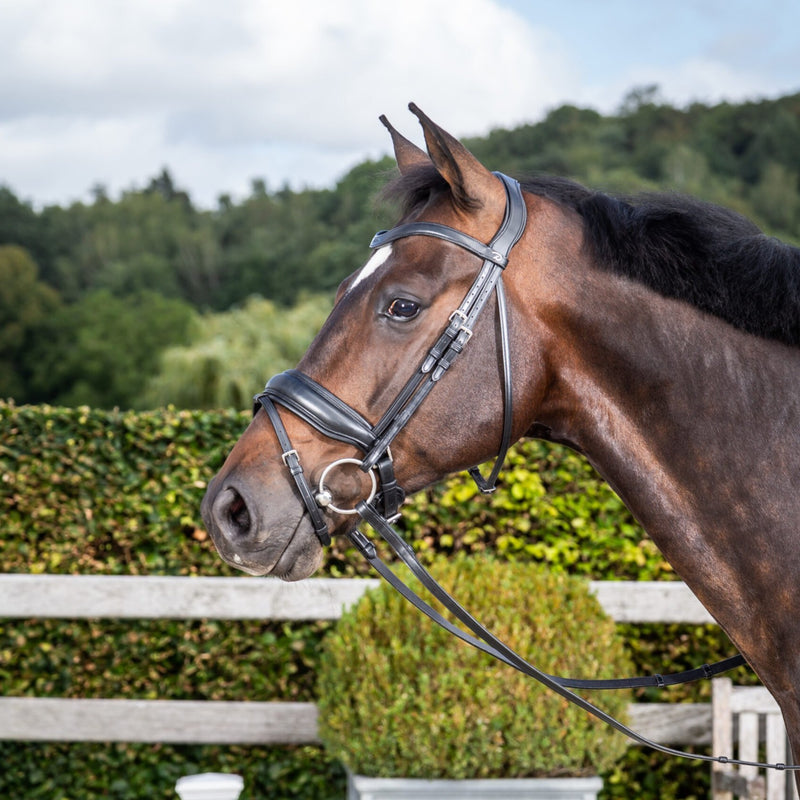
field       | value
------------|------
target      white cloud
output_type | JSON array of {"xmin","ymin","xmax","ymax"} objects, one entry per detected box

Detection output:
[
  {"xmin": 0, "ymin": 0, "xmax": 796, "ymax": 207},
  {"xmin": 0, "ymin": 0, "xmax": 581, "ymax": 205}
]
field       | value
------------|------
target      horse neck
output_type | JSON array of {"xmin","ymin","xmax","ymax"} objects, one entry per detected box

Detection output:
[{"xmin": 529, "ymin": 264, "xmax": 800, "ymax": 583}]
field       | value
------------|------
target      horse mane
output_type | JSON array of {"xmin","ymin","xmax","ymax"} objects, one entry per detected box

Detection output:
[{"xmin": 383, "ymin": 166, "xmax": 800, "ymax": 347}]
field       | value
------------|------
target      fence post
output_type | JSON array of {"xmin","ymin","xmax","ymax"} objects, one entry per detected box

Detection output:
[{"xmin": 175, "ymin": 773, "xmax": 244, "ymax": 800}]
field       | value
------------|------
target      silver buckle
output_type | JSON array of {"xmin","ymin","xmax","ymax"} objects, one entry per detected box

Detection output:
[{"xmin": 281, "ymin": 449, "xmax": 299, "ymax": 466}]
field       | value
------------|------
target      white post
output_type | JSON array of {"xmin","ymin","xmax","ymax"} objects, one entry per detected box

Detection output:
[{"xmin": 175, "ymin": 773, "xmax": 244, "ymax": 800}]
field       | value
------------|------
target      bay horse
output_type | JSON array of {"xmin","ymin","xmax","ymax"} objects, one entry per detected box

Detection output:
[{"xmin": 202, "ymin": 104, "xmax": 800, "ymax": 778}]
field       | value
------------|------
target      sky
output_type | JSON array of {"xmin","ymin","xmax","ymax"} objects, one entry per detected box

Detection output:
[{"xmin": 1, "ymin": 0, "xmax": 798, "ymax": 209}]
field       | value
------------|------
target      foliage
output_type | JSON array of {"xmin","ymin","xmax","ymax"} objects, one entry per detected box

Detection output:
[
  {"xmin": 139, "ymin": 294, "xmax": 332, "ymax": 410},
  {"xmin": 23, "ymin": 290, "xmax": 196, "ymax": 408},
  {"xmin": 0, "ymin": 742, "xmax": 344, "ymax": 800},
  {"xmin": 0, "ymin": 245, "xmax": 61, "ymax": 399},
  {"xmin": 468, "ymin": 91, "xmax": 800, "ymax": 236},
  {"xmin": 1, "ymin": 402, "xmax": 743, "ymax": 797},
  {"xmin": 1, "ymin": 616, "xmax": 331, "ymax": 701},
  {"xmin": 0, "ymin": 402, "xmax": 675, "ymax": 581},
  {"xmin": 0, "ymin": 402, "xmax": 242, "ymax": 576},
  {"xmin": 2, "ymin": 93, "xmax": 800, "ymax": 406},
  {"xmin": 400, "ymin": 440, "xmax": 674, "ymax": 580},
  {"xmin": 318, "ymin": 557, "xmax": 633, "ymax": 779}
]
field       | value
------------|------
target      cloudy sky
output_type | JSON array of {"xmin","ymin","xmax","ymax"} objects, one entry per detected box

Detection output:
[{"xmin": 2, "ymin": 0, "xmax": 798, "ymax": 208}]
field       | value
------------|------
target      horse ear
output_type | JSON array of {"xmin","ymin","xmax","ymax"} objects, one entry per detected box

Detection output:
[
  {"xmin": 408, "ymin": 102, "xmax": 504, "ymax": 212},
  {"xmin": 379, "ymin": 114, "xmax": 430, "ymax": 175}
]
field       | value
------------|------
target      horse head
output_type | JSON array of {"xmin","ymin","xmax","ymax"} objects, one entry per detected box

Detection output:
[{"xmin": 201, "ymin": 105, "xmax": 554, "ymax": 579}]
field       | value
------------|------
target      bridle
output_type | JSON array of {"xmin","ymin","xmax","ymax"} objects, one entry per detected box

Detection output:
[
  {"xmin": 256, "ymin": 171, "xmax": 526, "ymax": 547},
  {"xmin": 253, "ymin": 172, "xmax": 794, "ymax": 774}
]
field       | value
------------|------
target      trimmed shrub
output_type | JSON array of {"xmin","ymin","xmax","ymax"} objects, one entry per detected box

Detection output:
[
  {"xmin": 0, "ymin": 401, "xmax": 673, "ymax": 580},
  {"xmin": 317, "ymin": 556, "xmax": 634, "ymax": 779}
]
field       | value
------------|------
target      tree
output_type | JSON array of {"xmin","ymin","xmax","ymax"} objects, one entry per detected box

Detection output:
[
  {"xmin": 27, "ymin": 290, "xmax": 196, "ymax": 408},
  {"xmin": 0, "ymin": 188, "xmax": 60, "ymax": 281},
  {"xmin": 749, "ymin": 161, "xmax": 800, "ymax": 234},
  {"xmin": 0, "ymin": 246, "xmax": 61, "ymax": 400},
  {"xmin": 138, "ymin": 294, "xmax": 331, "ymax": 409}
]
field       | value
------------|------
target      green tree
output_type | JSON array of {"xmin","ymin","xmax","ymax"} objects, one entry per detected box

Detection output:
[
  {"xmin": 749, "ymin": 160, "xmax": 800, "ymax": 233},
  {"xmin": 0, "ymin": 246, "xmax": 61, "ymax": 400},
  {"xmin": 27, "ymin": 290, "xmax": 195, "ymax": 408},
  {"xmin": 0, "ymin": 189, "xmax": 50, "ymax": 270},
  {"xmin": 138, "ymin": 294, "xmax": 331, "ymax": 409},
  {"xmin": 49, "ymin": 178, "xmax": 211, "ymax": 304}
]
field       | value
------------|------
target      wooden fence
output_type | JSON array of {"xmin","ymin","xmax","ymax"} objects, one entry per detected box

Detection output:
[{"xmin": 0, "ymin": 575, "xmax": 719, "ymax": 746}]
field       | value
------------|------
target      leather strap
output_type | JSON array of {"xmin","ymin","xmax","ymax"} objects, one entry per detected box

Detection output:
[
  {"xmin": 256, "ymin": 395, "xmax": 331, "ymax": 546},
  {"xmin": 361, "ymin": 173, "xmax": 526, "ymax": 487},
  {"xmin": 260, "ymin": 370, "xmax": 375, "ymax": 452},
  {"xmin": 350, "ymin": 503, "xmax": 794, "ymax": 773},
  {"xmin": 355, "ymin": 502, "xmax": 746, "ymax": 690},
  {"xmin": 371, "ymin": 223, "xmax": 509, "ymax": 267},
  {"xmin": 469, "ymin": 275, "xmax": 513, "ymax": 492}
]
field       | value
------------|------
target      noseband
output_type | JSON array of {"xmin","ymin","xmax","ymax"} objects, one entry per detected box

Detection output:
[
  {"xmin": 251, "ymin": 172, "xmax": 782, "ymax": 774},
  {"xmin": 255, "ymin": 172, "xmax": 527, "ymax": 545}
]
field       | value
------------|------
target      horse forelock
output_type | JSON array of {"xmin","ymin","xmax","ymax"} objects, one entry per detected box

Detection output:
[{"xmin": 380, "ymin": 164, "xmax": 453, "ymax": 220}]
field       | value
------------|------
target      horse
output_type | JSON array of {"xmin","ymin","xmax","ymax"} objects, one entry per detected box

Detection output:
[{"xmin": 201, "ymin": 103, "xmax": 800, "ymax": 780}]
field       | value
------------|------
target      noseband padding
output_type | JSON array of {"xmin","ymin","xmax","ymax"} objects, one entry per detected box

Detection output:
[{"xmin": 260, "ymin": 370, "xmax": 375, "ymax": 452}]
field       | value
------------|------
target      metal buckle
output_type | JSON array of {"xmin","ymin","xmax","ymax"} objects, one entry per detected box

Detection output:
[
  {"xmin": 448, "ymin": 309, "xmax": 468, "ymax": 325},
  {"xmin": 281, "ymin": 449, "xmax": 299, "ymax": 466},
  {"xmin": 448, "ymin": 309, "xmax": 473, "ymax": 341}
]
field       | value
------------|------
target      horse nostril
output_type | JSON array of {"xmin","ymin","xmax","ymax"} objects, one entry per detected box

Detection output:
[{"xmin": 222, "ymin": 487, "xmax": 252, "ymax": 538}]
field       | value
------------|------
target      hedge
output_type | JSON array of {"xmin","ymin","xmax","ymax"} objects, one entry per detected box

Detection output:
[{"xmin": 0, "ymin": 401, "xmax": 749, "ymax": 798}]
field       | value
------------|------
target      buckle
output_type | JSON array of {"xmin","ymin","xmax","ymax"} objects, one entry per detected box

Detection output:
[
  {"xmin": 448, "ymin": 309, "xmax": 468, "ymax": 324},
  {"xmin": 281, "ymin": 449, "xmax": 299, "ymax": 466},
  {"xmin": 448, "ymin": 309, "xmax": 473, "ymax": 341}
]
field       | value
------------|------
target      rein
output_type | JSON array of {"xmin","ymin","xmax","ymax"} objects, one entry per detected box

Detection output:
[{"xmin": 254, "ymin": 172, "xmax": 795, "ymax": 773}]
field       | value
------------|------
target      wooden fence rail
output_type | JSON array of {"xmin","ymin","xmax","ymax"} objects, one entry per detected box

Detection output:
[
  {"xmin": 0, "ymin": 575, "xmax": 719, "ymax": 746},
  {"xmin": 0, "ymin": 573, "xmax": 716, "ymax": 623}
]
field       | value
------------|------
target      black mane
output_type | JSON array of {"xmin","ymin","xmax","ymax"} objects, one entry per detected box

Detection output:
[{"xmin": 384, "ymin": 167, "xmax": 800, "ymax": 347}]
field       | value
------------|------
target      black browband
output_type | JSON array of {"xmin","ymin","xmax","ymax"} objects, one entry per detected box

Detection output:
[{"xmin": 253, "ymin": 173, "xmax": 790, "ymax": 774}]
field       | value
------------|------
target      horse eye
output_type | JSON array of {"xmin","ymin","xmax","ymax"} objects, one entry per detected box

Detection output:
[{"xmin": 386, "ymin": 298, "xmax": 420, "ymax": 320}]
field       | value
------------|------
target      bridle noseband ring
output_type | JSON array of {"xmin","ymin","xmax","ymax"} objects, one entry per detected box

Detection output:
[{"xmin": 316, "ymin": 458, "xmax": 378, "ymax": 516}]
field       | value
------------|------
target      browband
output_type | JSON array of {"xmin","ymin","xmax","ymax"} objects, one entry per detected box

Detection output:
[{"xmin": 370, "ymin": 223, "xmax": 509, "ymax": 267}]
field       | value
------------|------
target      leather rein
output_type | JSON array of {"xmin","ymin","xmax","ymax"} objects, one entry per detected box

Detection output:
[{"xmin": 254, "ymin": 172, "xmax": 794, "ymax": 773}]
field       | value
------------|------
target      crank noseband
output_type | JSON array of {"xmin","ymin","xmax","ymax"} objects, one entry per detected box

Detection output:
[{"xmin": 254, "ymin": 172, "xmax": 527, "ymax": 544}]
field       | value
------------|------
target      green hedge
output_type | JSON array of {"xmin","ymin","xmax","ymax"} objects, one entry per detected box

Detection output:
[{"xmin": 0, "ymin": 402, "xmax": 748, "ymax": 798}]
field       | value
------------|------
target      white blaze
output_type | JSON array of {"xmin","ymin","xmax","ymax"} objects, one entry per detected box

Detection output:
[{"xmin": 348, "ymin": 245, "xmax": 392, "ymax": 292}]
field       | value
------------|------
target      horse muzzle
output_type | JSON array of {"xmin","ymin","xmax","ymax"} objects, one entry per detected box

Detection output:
[{"xmin": 201, "ymin": 471, "xmax": 325, "ymax": 580}]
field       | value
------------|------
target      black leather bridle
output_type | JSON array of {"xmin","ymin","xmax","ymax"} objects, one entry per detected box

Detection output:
[
  {"xmin": 256, "ymin": 172, "xmax": 525, "ymax": 545},
  {"xmin": 253, "ymin": 172, "xmax": 794, "ymax": 774}
]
